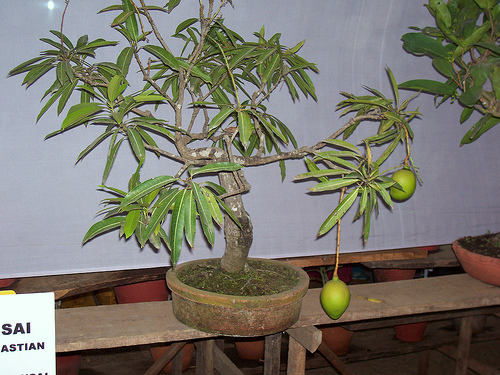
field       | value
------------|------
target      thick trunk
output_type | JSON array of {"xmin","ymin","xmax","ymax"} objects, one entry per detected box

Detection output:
[{"xmin": 218, "ymin": 171, "xmax": 253, "ymax": 273}]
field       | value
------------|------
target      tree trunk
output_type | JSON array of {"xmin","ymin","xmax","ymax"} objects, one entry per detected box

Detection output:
[{"xmin": 218, "ymin": 171, "xmax": 253, "ymax": 273}]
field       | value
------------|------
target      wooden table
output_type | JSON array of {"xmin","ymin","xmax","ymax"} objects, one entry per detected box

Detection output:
[{"xmin": 55, "ymin": 273, "xmax": 500, "ymax": 375}]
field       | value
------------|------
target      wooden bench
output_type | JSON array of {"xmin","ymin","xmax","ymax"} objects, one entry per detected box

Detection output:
[{"xmin": 54, "ymin": 273, "xmax": 500, "ymax": 375}]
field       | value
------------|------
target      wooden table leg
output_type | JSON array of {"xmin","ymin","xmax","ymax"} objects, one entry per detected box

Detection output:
[
  {"xmin": 264, "ymin": 333, "xmax": 282, "ymax": 375},
  {"xmin": 287, "ymin": 335, "xmax": 306, "ymax": 375},
  {"xmin": 195, "ymin": 339, "xmax": 215, "ymax": 375},
  {"xmin": 418, "ymin": 349, "xmax": 430, "ymax": 375},
  {"xmin": 455, "ymin": 316, "xmax": 473, "ymax": 375},
  {"xmin": 144, "ymin": 341, "xmax": 186, "ymax": 375},
  {"xmin": 318, "ymin": 342, "xmax": 357, "ymax": 375}
]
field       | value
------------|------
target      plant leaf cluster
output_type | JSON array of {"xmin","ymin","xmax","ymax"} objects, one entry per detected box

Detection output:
[{"xmin": 400, "ymin": 0, "xmax": 500, "ymax": 145}]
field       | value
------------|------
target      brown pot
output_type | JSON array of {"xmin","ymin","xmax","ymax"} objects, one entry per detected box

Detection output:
[
  {"xmin": 114, "ymin": 280, "xmax": 170, "ymax": 303},
  {"xmin": 166, "ymin": 258, "xmax": 310, "ymax": 336},
  {"xmin": 56, "ymin": 354, "xmax": 81, "ymax": 375},
  {"xmin": 394, "ymin": 322, "xmax": 427, "ymax": 342},
  {"xmin": 234, "ymin": 337, "xmax": 265, "ymax": 360},
  {"xmin": 150, "ymin": 343, "xmax": 195, "ymax": 373},
  {"xmin": 373, "ymin": 268, "xmax": 416, "ymax": 282},
  {"xmin": 320, "ymin": 326, "xmax": 353, "ymax": 356},
  {"xmin": 0, "ymin": 278, "xmax": 16, "ymax": 288},
  {"xmin": 452, "ymin": 239, "xmax": 500, "ymax": 286}
]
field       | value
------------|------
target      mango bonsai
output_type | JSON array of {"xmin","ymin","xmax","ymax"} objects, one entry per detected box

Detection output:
[{"xmin": 9, "ymin": 0, "xmax": 419, "ymax": 295}]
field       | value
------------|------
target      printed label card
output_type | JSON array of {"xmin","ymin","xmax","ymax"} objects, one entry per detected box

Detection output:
[{"xmin": 0, "ymin": 292, "xmax": 56, "ymax": 375}]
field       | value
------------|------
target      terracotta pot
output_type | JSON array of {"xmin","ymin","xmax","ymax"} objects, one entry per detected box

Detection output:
[
  {"xmin": 373, "ymin": 268, "xmax": 416, "ymax": 282},
  {"xmin": 321, "ymin": 326, "xmax": 353, "ymax": 356},
  {"xmin": 114, "ymin": 279, "xmax": 169, "ymax": 304},
  {"xmin": 452, "ymin": 239, "xmax": 500, "ymax": 286},
  {"xmin": 56, "ymin": 354, "xmax": 81, "ymax": 375},
  {"xmin": 234, "ymin": 337, "xmax": 265, "ymax": 360},
  {"xmin": 0, "ymin": 278, "xmax": 16, "ymax": 288},
  {"xmin": 150, "ymin": 343, "xmax": 195, "ymax": 373},
  {"xmin": 394, "ymin": 322, "xmax": 427, "ymax": 342},
  {"xmin": 166, "ymin": 258, "xmax": 310, "ymax": 336}
]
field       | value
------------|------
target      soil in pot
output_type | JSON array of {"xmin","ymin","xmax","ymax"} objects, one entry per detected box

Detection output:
[{"xmin": 458, "ymin": 232, "xmax": 500, "ymax": 259}]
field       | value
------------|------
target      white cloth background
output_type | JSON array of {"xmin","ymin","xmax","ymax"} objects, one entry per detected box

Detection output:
[{"xmin": 1, "ymin": 0, "xmax": 499, "ymax": 277}]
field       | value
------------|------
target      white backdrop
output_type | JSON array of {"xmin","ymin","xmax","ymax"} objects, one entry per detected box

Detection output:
[{"xmin": 1, "ymin": 0, "xmax": 499, "ymax": 278}]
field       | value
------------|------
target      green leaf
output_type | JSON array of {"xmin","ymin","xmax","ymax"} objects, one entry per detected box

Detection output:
[
  {"xmin": 458, "ymin": 86, "xmax": 483, "ymax": 107},
  {"xmin": 103, "ymin": 138, "xmax": 124, "ymax": 184},
  {"xmin": 386, "ymin": 67, "xmax": 399, "ymax": 106},
  {"xmin": 192, "ymin": 183, "xmax": 215, "ymax": 245},
  {"xmin": 309, "ymin": 178, "xmax": 358, "ymax": 193},
  {"xmin": 170, "ymin": 189, "xmax": 189, "ymax": 267},
  {"xmin": 460, "ymin": 107, "xmax": 475, "ymax": 124},
  {"xmin": 108, "ymin": 75, "xmax": 125, "ymax": 102},
  {"xmin": 401, "ymin": 33, "xmax": 449, "ymax": 58},
  {"xmin": 61, "ymin": 102, "xmax": 103, "ymax": 130},
  {"xmin": 203, "ymin": 187, "xmax": 223, "ymax": 227},
  {"xmin": 174, "ymin": 18, "xmax": 198, "ymax": 35},
  {"xmin": 83, "ymin": 217, "xmax": 125, "ymax": 244},
  {"xmin": 208, "ymin": 107, "xmax": 235, "ymax": 131},
  {"xmin": 126, "ymin": 127, "xmax": 145, "ymax": 161},
  {"xmin": 121, "ymin": 175, "xmax": 178, "ymax": 208},
  {"xmin": 76, "ymin": 129, "xmax": 114, "ymax": 164},
  {"xmin": 143, "ymin": 188, "xmax": 179, "ymax": 246},
  {"xmin": 238, "ymin": 110, "xmax": 253, "ymax": 146},
  {"xmin": 460, "ymin": 115, "xmax": 500, "ymax": 145},
  {"xmin": 322, "ymin": 139, "xmax": 361, "ymax": 154},
  {"xmin": 122, "ymin": 0, "xmax": 139, "ymax": 42},
  {"xmin": 191, "ymin": 162, "xmax": 242, "ymax": 177},
  {"xmin": 432, "ymin": 57, "xmax": 455, "ymax": 78},
  {"xmin": 183, "ymin": 189, "xmax": 197, "ymax": 247},
  {"xmin": 143, "ymin": 45, "xmax": 180, "ymax": 70},
  {"xmin": 124, "ymin": 209, "xmax": 141, "ymax": 238},
  {"xmin": 317, "ymin": 188, "xmax": 360, "ymax": 237},
  {"xmin": 117, "ymin": 47, "xmax": 134, "ymax": 77},
  {"xmin": 398, "ymin": 79, "xmax": 456, "ymax": 96}
]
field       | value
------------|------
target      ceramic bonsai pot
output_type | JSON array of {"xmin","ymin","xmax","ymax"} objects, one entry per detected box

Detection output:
[
  {"xmin": 452, "ymin": 239, "xmax": 500, "ymax": 286},
  {"xmin": 320, "ymin": 326, "xmax": 353, "ymax": 356},
  {"xmin": 166, "ymin": 258, "xmax": 310, "ymax": 337}
]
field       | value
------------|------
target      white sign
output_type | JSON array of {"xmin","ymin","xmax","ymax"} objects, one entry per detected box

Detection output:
[{"xmin": 0, "ymin": 292, "xmax": 56, "ymax": 375}]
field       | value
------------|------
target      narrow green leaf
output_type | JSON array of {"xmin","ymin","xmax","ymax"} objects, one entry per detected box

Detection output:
[
  {"xmin": 401, "ymin": 33, "xmax": 449, "ymax": 58},
  {"xmin": 107, "ymin": 75, "xmax": 123, "ymax": 102},
  {"xmin": 238, "ymin": 110, "xmax": 252, "ymax": 146},
  {"xmin": 183, "ymin": 189, "xmax": 197, "ymax": 247},
  {"xmin": 143, "ymin": 188, "xmax": 179, "ymax": 246},
  {"xmin": 143, "ymin": 45, "xmax": 180, "ymax": 70},
  {"xmin": 126, "ymin": 127, "xmax": 145, "ymax": 161},
  {"xmin": 295, "ymin": 168, "xmax": 348, "ymax": 181},
  {"xmin": 203, "ymin": 187, "xmax": 223, "ymax": 227},
  {"xmin": 102, "ymin": 138, "xmax": 124, "ymax": 184},
  {"xmin": 76, "ymin": 129, "xmax": 114, "ymax": 164},
  {"xmin": 117, "ymin": 47, "xmax": 134, "ymax": 77},
  {"xmin": 322, "ymin": 139, "xmax": 362, "ymax": 154},
  {"xmin": 309, "ymin": 178, "xmax": 358, "ymax": 193},
  {"xmin": 375, "ymin": 133, "xmax": 402, "ymax": 165},
  {"xmin": 317, "ymin": 188, "xmax": 360, "ymax": 237},
  {"xmin": 208, "ymin": 107, "xmax": 235, "ymax": 131},
  {"xmin": 460, "ymin": 115, "xmax": 500, "ymax": 145},
  {"xmin": 399, "ymin": 79, "xmax": 456, "ymax": 96},
  {"xmin": 191, "ymin": 162, "xmax": 242, "ymax": 177},
  {"xmin": 61, "ymin": 103, "xmax": 103, "ymax": 130},
  {"xmin": 386, "ymin": 67, "xmax": 399, "ymax": 106},
  {"xmin": 191, "ymin": 183, "xmax": 215, "ymax": 245},
  {"xmin": 170, "ymin": 189, "xmax": 189, "ymax": 266},
  {"xmin": 458, "ymin": 86, "xmax": 483, "ymax": 107},
  {"xmin": 83, "ymin": 217, "xmax": 125, "ymax": 244},
  {"xmin": 124, "ymin": 209, "xmax": 141, "ymax": 238},
  {"xmin": 121, "ymin": 175, "xmax": 178, "ymax": 208},
  {"xmin": 174, "ymin": 18, "xmax": 198, "ymax": 35}
]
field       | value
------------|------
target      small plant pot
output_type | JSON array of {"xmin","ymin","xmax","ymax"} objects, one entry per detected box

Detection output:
[
  {"xmin": 114, "ymin": 280, "xmax": 170, "ymax": 304},
  {"xmin": 150, "ymin": 342, "xmax": 195, "ymax": 373},
  {"xmin": 452, "ymin": 239, "xmax": 500, "ymax": 286},
  {"xmin": 234, "ymin": 337, "xmax": 265, "ymax": 360},
  {"xmin": 0, "ymin": 278, "xmax": 16, "ymax": 288},
  {"xmin": 373, "ymin": 268, "xmax": 416, "ymax": 282},
  {"xmin": 320, "ymin": 326, "xmax": 353, "ymax": 356},
  {"xmin": 56, "ymin": 354, "xmax": 81, "ymax": 375},
  {"xmin": 166, "ymin": 258, "xmax": 310, "ymax": 336},
  {"xmin": 394, "ymin": 322, "xmax": 427, "ymax": 342}
]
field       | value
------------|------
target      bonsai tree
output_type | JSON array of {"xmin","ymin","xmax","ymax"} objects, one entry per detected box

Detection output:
[
  {"xmin": 400, "ymin": 0, "xmax": 500, "ymax": 145},
  {"xmin": 9, "ymin": 0, "xmax": 419, "ymax": 279}
]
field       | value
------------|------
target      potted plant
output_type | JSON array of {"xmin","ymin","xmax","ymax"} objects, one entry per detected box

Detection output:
[
  {"xmin": 399, "ymin": 0, "xmax": 500, "ymax": 285},
  {"xmin": 9, "ymin": 0, "xmax": 419, "ymax": 336}
]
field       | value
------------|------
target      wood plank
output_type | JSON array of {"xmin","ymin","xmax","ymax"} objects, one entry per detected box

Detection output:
[
  {"xmin": 280, "ymin": 247, "xmax": 430, "ymax": 268},
  {"xmin": 144, "ymin": 341, "xmax": 185, "ymax": 375},
  {"xmin": 54, "ymin": 274, "xmax": 500, "ymax": 353},
  {"xmin": 264, "ymin": 333, "xmax": 282, "ymax": 375},
  {"xmin": 361, "ymin": 245, "xmax": 459, "ymax": 269},
  {"xmin": 455, "ymin": 316, "xmax": 473, "ymax": 375},
  {"xmin": 213, "ymin": 344, "xmax": 245, "ymax": 375},
  {"xmin": 9, "ymin": 267, "xmax": 168, "ymax": 300},
  {"xmin": 317, "ymin": 342, "xmax": 357, "ymax": 375},
  {"xmin": 286, "ymin": 326, "xmax": 322, "ymax": 353},
  {"xmin": 287, "ymin": 336, "xmax": 307, "ymax": 375}
]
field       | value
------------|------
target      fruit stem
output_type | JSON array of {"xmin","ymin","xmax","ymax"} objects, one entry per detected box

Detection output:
[{"xmin": 334, "ymin": 187, "xmax": 346, "ymax": 278}]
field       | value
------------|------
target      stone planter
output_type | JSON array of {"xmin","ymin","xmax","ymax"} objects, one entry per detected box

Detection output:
[
  {"xmin": 166, "ymin": 258, "xmax": 310, "ymax": 336},
  {"xmin": 452, "ymin": 239, "xmax": 500, "ymax": 286}
]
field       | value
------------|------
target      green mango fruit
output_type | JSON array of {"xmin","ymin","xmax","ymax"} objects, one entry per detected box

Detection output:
[{"xmin": 320, "ymin": 276, "xmax": 351, "ymax": 319}]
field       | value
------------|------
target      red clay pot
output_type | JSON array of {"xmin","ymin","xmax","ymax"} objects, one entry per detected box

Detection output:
[
  {"xmin": 150, "ymin": 343, "xmax": 195, "ymax": 373},
  {"xmin": 373, "ymin": 268, "xmax": 416, "ymax": 282},
  {"xmin": 394, "ymin": 322, "xmax": 428, "ymax": 342},
  {"xmin": 56, "ymin": 354, "xmax": 81, "ymax": 375},
  {"xmin": 321, "ymin": 326, "xmax": 353, "ymax": 356},
  {"xmin": 114, "ymin": 279, "xmax": 170, "ymax": 303},
  {"xmin": 0, "ymin": 278, "xmax": 16, "ymax": 288},
  {"xmin": 234, "ymin": 337, "xmax": 265, "ymax": 360},
  {"xmin": 452, "ymin": 240, "xmax": 500, "ymax": 286}
]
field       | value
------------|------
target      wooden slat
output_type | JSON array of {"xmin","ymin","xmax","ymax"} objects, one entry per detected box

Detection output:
[
  {"xmin": 54, "ymin": 274, "xmax": 500, "ymax": 353},
  {"xmin": 361, "ymin": 245, "xmax": 459, "ymax": 269}
]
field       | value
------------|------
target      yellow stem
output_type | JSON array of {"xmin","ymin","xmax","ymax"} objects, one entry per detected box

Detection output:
[{"xmin": 334, "ymin": 187, "xmax": 346, "ymax": 278}]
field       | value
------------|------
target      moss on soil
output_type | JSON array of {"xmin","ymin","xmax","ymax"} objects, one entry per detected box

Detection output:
[
  {"xmin": 177, "ymin": 259, "xmax": 299, "ymax": 296},
  {"xmin": 459, "ymin": 232, "xmax": 500, "ymax": 259}
]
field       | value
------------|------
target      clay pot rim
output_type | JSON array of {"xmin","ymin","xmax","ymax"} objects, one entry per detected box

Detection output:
[
  {"xmin": 166, "ymin": 258, "xmax": 309, "ymax": 308},
  {"xmin": 452, "ymin": 239, "xmax": 500, "ymax": 265}
]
